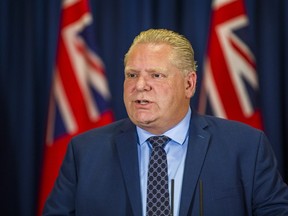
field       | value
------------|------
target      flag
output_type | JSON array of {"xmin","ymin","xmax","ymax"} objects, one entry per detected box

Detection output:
[
  {"xmin": 37, "ymin": 0, "xmax": 114, "ymax": 214},
  {"xmin": 198, "ymin": 0, "xmax": 263, "ymax": 130}
]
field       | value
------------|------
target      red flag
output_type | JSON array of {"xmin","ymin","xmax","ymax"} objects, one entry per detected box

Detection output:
[
  {"xmin": 37, "ymin": 0, "xmax": 114, "ymax": 214},
  {"xmin": 198, "ymin": 0, "xmax": 263, "ymax": 129}
]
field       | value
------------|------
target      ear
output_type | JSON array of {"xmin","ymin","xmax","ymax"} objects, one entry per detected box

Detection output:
[{"xmin": 185, "ymin": 71, "xmax": 197, "ymax": 98}]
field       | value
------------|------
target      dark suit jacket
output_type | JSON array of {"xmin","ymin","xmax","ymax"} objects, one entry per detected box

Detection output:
[{"xmin": 43, "ymin": 112, "xmax": 288, "ymax": 216}]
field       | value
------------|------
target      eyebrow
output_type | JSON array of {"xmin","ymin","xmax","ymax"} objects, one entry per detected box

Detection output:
[{"xmin": 125, "ymin": 66, "xmax": 167, "ymax": 73}]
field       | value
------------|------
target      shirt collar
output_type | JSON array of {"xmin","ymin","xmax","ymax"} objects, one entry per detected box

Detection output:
[{"xmin": 137, "ymin": 108, "xmax": 191, "ymax": 146}]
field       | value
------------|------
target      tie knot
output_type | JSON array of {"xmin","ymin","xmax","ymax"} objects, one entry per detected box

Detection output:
[{"xmin": 147, "ymin": 135, "xmax": 171, "ymax": 149}]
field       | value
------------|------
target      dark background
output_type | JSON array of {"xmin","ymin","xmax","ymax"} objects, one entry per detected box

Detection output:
[{"xmin": 0, "ymin": 0, "xmax": 287, "ymax": 215}]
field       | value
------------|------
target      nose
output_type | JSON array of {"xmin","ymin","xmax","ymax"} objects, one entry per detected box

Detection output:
[{"xmin": 136, "ymin": 76, "xmax": 151, "ymax": 91}]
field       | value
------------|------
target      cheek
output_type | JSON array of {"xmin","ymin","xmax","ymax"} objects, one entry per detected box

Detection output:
[
  {"xmin": 123, "ymin": 87, "xmax": 131, "ymax": 106},
  {"xmin": 156, "ymin": 90, "xmax": 177, "ymax": 108},
  {"xmin": 123, "ymin": 83, "xmax": 133, "ymax": 97},
  {"xmin": 125, "ymin": 79, "xmax": 138, "ymax": 90},
  {"xmin": 168, "ymin": 87, "xmax": 187, "ymax": 106}
]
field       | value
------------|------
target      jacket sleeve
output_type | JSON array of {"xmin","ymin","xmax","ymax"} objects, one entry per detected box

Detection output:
[
  {"xmin": 42, "ymin": 140, "xmax": 77, "ymax": 216},
  {"xmin": 252, "ymin": 132, "xmax": 288, "ymax": 215}
]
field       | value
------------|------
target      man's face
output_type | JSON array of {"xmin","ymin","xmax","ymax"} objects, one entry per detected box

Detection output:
[{"xmin": 123, "ymin": 43, "xmax": 197, "ymax": 134}]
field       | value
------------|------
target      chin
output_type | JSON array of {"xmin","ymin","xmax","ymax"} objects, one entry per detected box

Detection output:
[
  {"xmin": 133, "ymin": 117, "xmax": 156, "ymax": 128},
  {"xmin": 137, "ymin": 119, "xmax": 153, "ymax": 125}
]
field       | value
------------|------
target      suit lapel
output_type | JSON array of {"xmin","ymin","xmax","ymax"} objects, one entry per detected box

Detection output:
[
  {"xmin": 179, "ymin": 114, "xmax": 211, "ymax": 215},
  {"xmin": 114, "ymin": 115, "xmax": 210, "ymax": 216},
  {"xmin": 115, "ymin": 121, "xmax": 142, "ymax": 216}
]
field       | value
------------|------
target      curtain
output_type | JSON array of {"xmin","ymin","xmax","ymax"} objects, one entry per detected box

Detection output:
[{"xmin": 0, "ymin": 0, "xmax": 287, "ymax": 215}]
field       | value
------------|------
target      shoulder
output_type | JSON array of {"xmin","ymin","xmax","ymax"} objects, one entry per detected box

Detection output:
[
  {"xmin": 191, "ymin": 112, "xmax": 266, "ymax": 150},
  {"xmin": 195, "ymin": 112, "xmax": 263, "ymax": 136},
  {"xmin": 70, "ymin": 118, "xmax": 134, "ymax": 148},
  {"xmin": 65, "ymin": 118, "xmax": 136, "ymax": 161}
]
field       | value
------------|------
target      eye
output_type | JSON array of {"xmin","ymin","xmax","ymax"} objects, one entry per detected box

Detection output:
[
  {"xmin": 125, "ymin": 72, "xmax": 137, "ymax": 78},
  {"xmin": 152, "ymin": 73, "xmax": 165, "ymax": 78}
]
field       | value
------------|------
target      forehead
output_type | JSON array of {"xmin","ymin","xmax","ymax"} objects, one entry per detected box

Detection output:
[
  {"xmin": 126, "ymin": 43, "xmax": 173, "ymax": 66},
  {"xmin": 124, "ymin": 44, "xmax": 184, "ymax": 77}
]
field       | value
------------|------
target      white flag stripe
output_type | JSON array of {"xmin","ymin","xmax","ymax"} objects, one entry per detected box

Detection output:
[
  {"xmin": 217, "ymin": 15, "xmax": 259, "ymax": 117},
  {"xmin": 72, "ymin": 39, "xmax": 102, "ymax": 121},
  {"xmin": 63, "ymin": 13, "xmax": 105, "ymax": 120},
  {"xmin": 213, "ymin": 0, "xmax": 237, "ymax": 10},
  {"xmin": 204, "ymin": 59, "xmax": 227, "ymax": 118},
  {"xmin": 63, "ymin": 0, "xmax": 81, "ymax": 9},
  {"xmin": 45, "ymin": 80, "xmax": 56, "ymax": 145},
  {"xmin": 89, "ymin": 68, "xmax": 111, "ymax": 100},
  {"xmin": 54, "ymin": 71, "xmax": 78, "ymax": 134}
]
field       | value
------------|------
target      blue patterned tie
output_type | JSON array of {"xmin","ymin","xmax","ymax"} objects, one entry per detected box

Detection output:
[{"xmin": 146, "ymin": 135, "xmax": 171, "ymax": 216}]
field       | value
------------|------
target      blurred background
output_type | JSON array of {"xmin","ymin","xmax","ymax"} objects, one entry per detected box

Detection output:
[{"xmin": 0, "ymin": 0, "xmax": 287, "ymax": 215}]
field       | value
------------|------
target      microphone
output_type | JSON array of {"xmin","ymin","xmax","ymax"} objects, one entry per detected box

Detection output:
[
  {"xmin": 199, "ymin": 180, "xmax": 203, "ymax": 216},
  {"xmin": 170, "ymin": 179, "xmax": 175, "ymax": 216}
]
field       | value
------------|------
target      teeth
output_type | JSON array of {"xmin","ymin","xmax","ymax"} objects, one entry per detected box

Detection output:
[{"xmin": 137, "ymin": 100, "xmax": 149, "ymax": 104}]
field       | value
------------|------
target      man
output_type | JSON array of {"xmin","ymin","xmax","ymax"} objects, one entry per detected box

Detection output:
[{"xmin": 43, "ymin": 29, "xmax": 288, "ymax": 215}]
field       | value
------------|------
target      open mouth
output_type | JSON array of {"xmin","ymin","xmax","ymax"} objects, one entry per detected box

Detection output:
[{"xmin": 135, "ymin": 100, "xmax": 150, "ymax": 105}]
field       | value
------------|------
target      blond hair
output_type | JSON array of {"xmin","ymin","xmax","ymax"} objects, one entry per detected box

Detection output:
[{"xmin": 124, "ymin": 29, "xmax": 197, "ymax": 74}]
